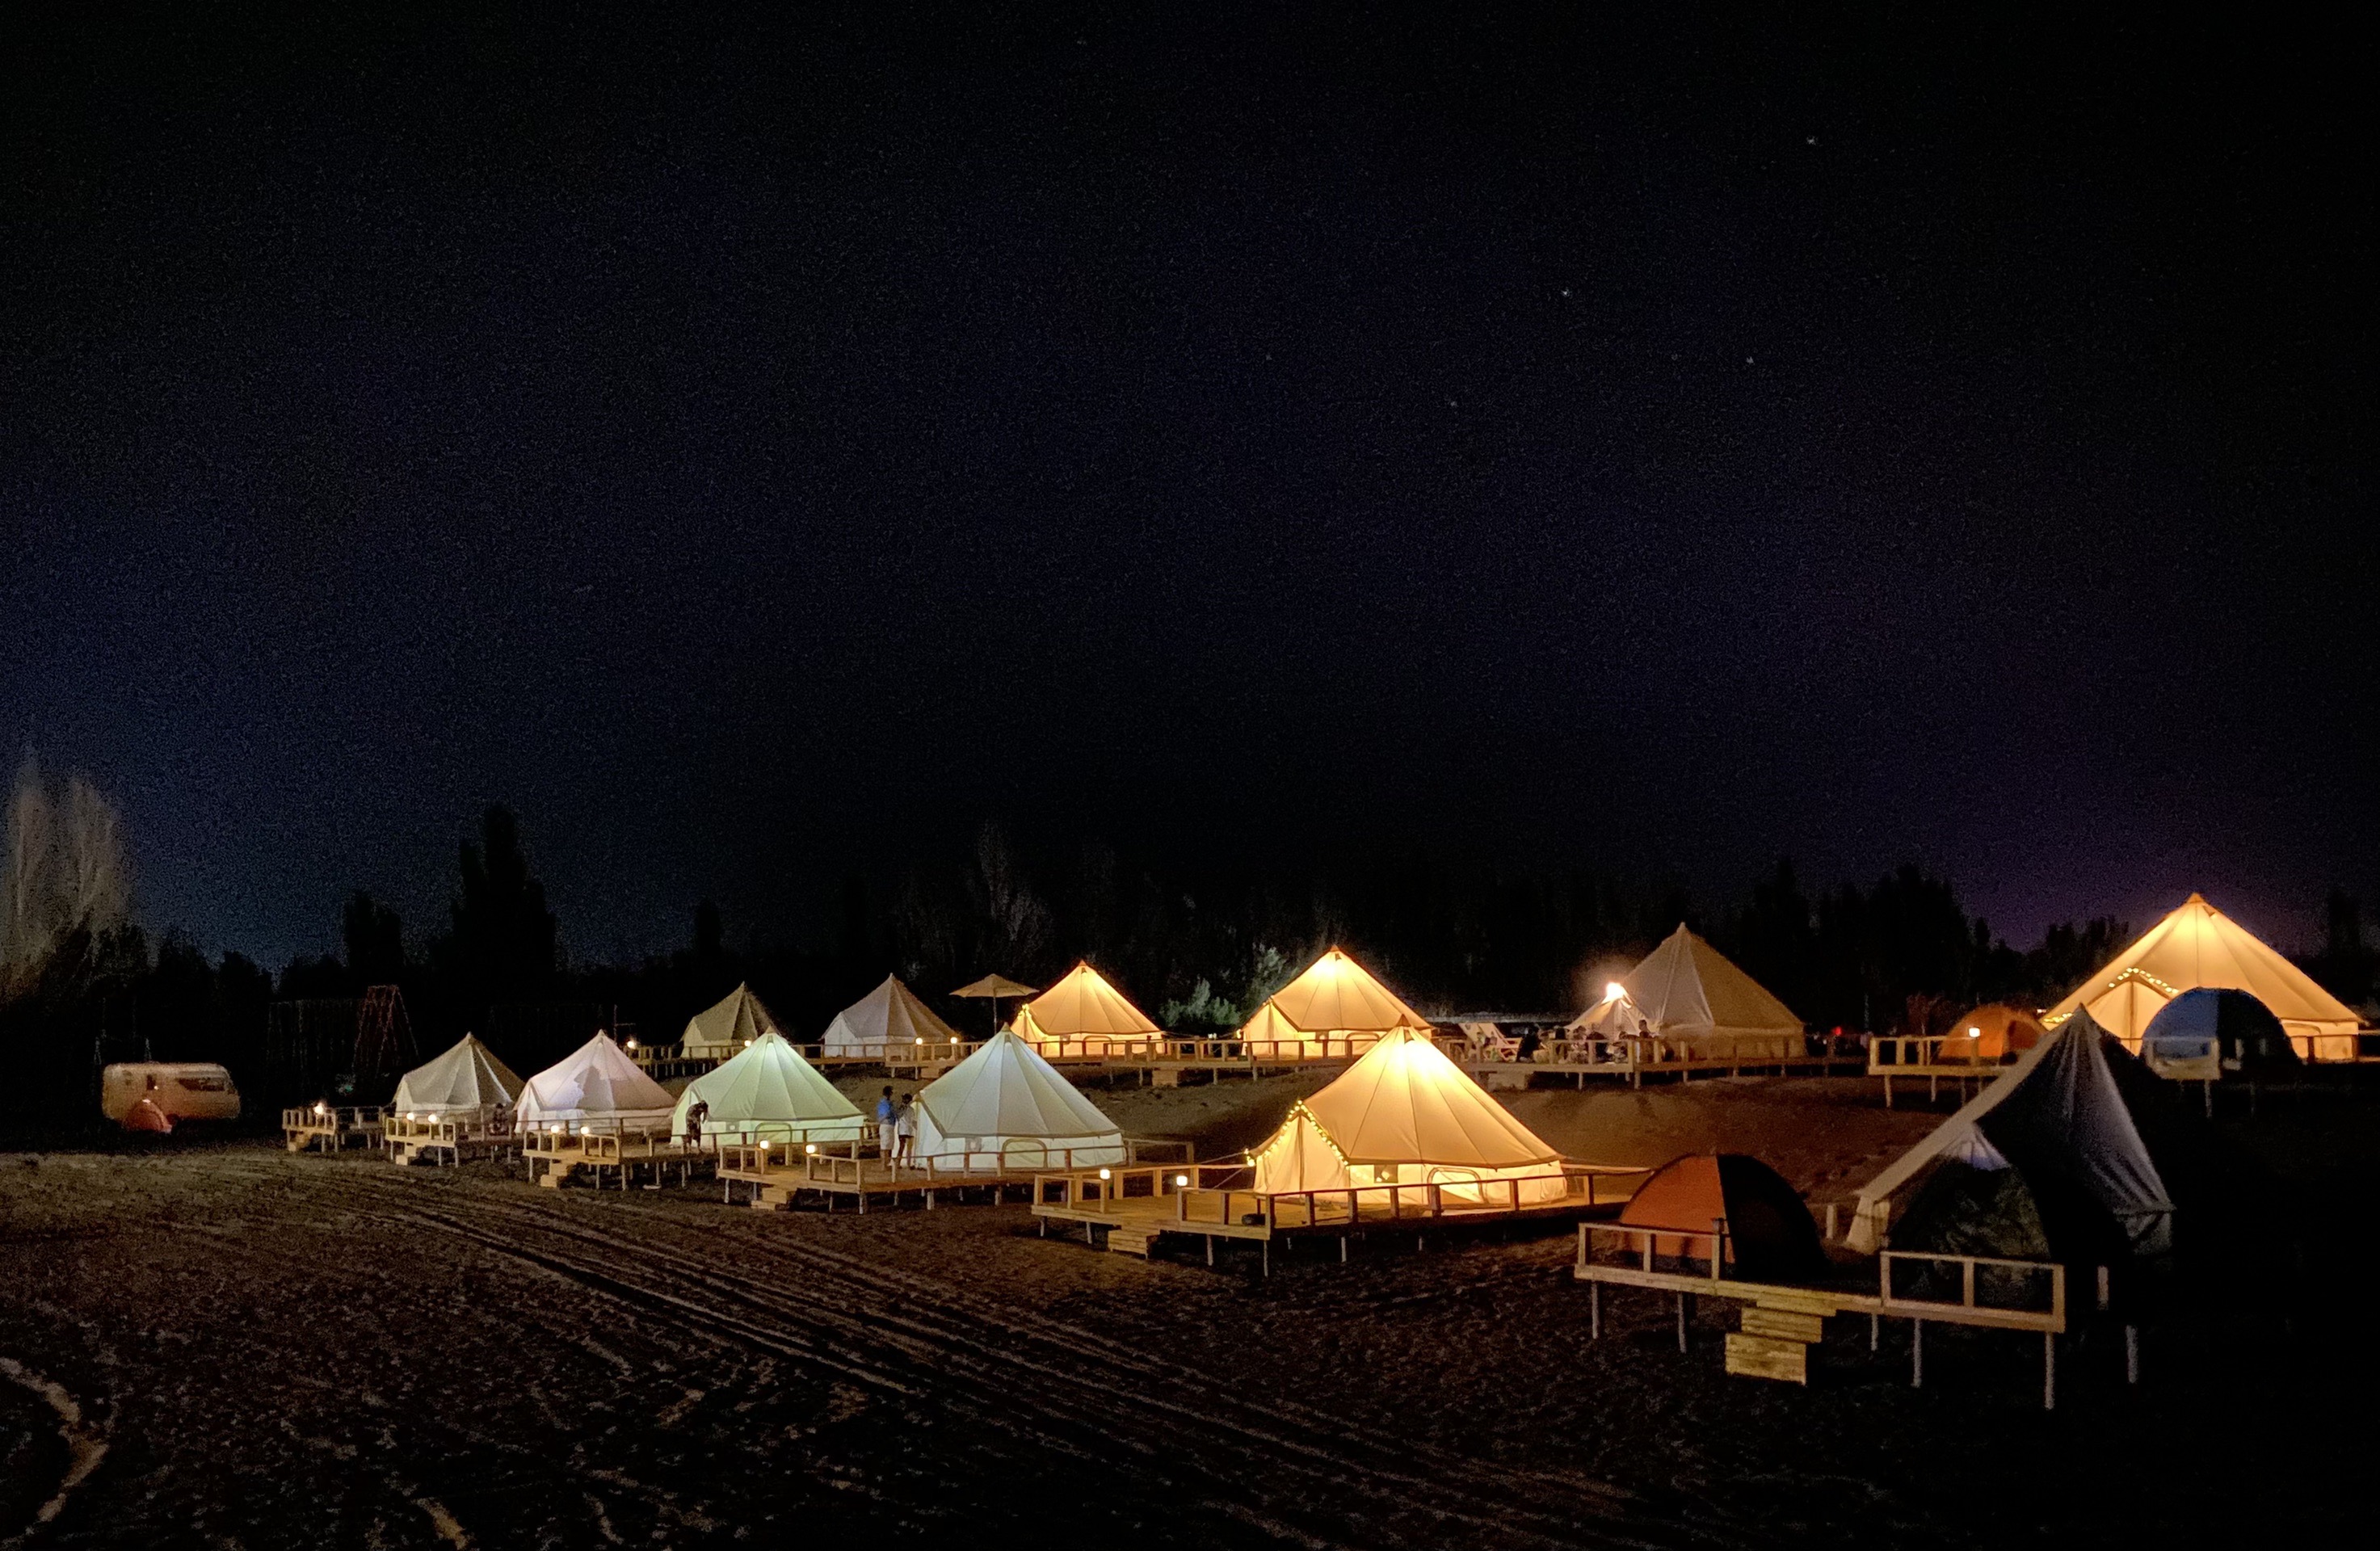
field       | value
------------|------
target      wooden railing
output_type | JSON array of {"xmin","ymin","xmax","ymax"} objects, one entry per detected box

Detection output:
[
  {"xmin": 720, "ymin": 1136, "xmax": 1137, "ymax": 1183},
  {"xmin": 282, "ymin": 1104, "xmax": 383, "ymax": 1133},
  {"xmin": 1169, "ymin": 1162, "xmax": 1651, "ymax": 1229},
  {"xmin": 1879, "ymin": 1250, "xmax": 2065, "ymax": 1332}
]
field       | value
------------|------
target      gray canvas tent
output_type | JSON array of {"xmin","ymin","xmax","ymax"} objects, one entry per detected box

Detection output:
[{"xmin": 1848, "ymin": 1010, "xmax": 2173, "ymax": 1259}]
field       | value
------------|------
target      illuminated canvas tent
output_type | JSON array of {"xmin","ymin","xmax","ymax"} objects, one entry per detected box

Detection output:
[
  {"xmin": 1247, "ymin": 1028, "xmax": 1568, "ymax": 1204},
  {"xmin": 1933, "ymin": 1003, "xmax": 2046, "ymax": 1063},
  {"xmin": 910, "ymin": 1030, "xmax": 1125, "ymax": 1169},
  {"xmin": 518, "ymin": 1033, "xmax": 678, "ymax": 1133},
  {"xmin": 683, "ymin": 983, "xmax": 784, "ymax": 1061},
  {"xmin": 821, "ymin": 973, "xmax": 964, "ymax": 1057},
  {"xmin": 1618, "ymin": 1154, "xmax": 1825, "ymax": 1280},
  {"xmin": 1237, "ymin": 948, "xmax": 1433, "ymax": 1055},
  {"xmin": 670, "ymin": 1031, "xmax": 864, "ymax": 1145},
  {"xmin": 1011, "ymin": 961, "xmax": 1163, "ymax": 1053},
  {"xmin": 1848, "ymin": 1011, "xmax": 2172, "ymax": 1259},
  {"xmin": 2043, "ymin": 893, "xmax": 2361, "ymax": 1060},
  {"xmin": 390, "ymin": 1034, "xmax": 523, "ymax": 1120},
  {"xmin": 1566, "ymin": 979, "xmax": 1655, "ymax": 1039},
  {"xmin": 1604, "ymin": 926, "xmax": 1803, "ymax": 1059}
]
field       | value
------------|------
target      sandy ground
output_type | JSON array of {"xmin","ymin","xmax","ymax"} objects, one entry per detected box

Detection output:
[{"xmin": 2, "ymin": 1073, "xmax": 2369, "ymax": 1549}]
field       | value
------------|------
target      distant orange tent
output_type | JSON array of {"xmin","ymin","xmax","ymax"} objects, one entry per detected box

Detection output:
[
  {"xmin": 1934, "ymin": 1004, "xmax": 2046, "ymax": 1062},
  {"xmin": 1617, "ymin": 1154, "xmax": 1824, "ymax": 1280}
]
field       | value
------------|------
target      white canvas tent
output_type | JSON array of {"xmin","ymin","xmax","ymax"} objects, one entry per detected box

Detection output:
[
  {"xmin": 1011, "ymin": 961, "xmax": 1163, "ymax": 1053},
  {"xmin": 683, "ymin": 983, "xmax": 784, "ymax": 1061},
  {"xmin": 1566, "ymin": 979, "xmax": 1654, "ymax": 1039},
  {"xmin": 1248, "ymin": 1028, "xmax": 1568, "ymax": 1204},
  {"xmin": 1600, "ymin": 926, "xmax": 1803, "ymax": 1060},
  {"xmin": 1236, "ymin": 948, "xmax": 1434, "ymax": 1055},
  {"xmin": 517, "ymin": 1032, "xmax": 678, "ymax": 1133},
  {"xmin": 670, "ymin": 1032, "xmax": 864, "ymax": 1145},
  {"xmin": 821, "ymin": 974, "xmax": 964, "ymax": 1057},
  {"xmin": 390, "ymin": 1034, "xmax": 523, "ymax": 1120},
  {"xmin": 910, "ymin": 1030, "xmax": 1125, "ymax": 1171},
  {"xmin": 1847, "ymin": 1011, "xmax": 2173, "ymax": 1257},
  {"xmin": 2043, "ymin": 893, "xmax": 2363, "ymax": 1061}
]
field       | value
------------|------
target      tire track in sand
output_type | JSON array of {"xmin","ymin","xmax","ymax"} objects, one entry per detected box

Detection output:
[{"xmin": 295, "ymin": 1171, "xmax": 1741, "ymax": 1550}]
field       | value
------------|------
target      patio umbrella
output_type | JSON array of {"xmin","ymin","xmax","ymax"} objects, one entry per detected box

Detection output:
[{"xmin": 952, "ymin": 973, "xmax": 1040, "ymax": 1036}]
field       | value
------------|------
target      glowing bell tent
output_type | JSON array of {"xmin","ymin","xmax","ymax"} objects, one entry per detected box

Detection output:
[
  {"xmin": 390, "ymin": 1034, "xmax": 524, "ymax": 1120},
  {"xmin": 1587, "ymin": 925, "xmax": 1804, "ymax": 1060},
  {"xmin": 2043, "ymin": 893, "xmax": 2361, "ymax": 1061},
  {"xmin": 1247, "ymin": 1028, "xmax": 1569, "ymax": 1204},
  {"xmin": 1848, "ymin": 1010, "xmax": 2174, "ymax": 1263},
  {"xmin": 1617, "ymin": 1154, "xmax": 1826, "ymax": 1280},
  {"xmin": 1011, "ymin": 961, "xmax": 1163, "ymax": 1053},
  {"xmin": 909, "ymin": 1030, "xmax": 1126, "ymax": 1170},
  {"xmin": 669, "ymin": 1031, "xmax": 865, "ymax": 1146},
  {"xmin": 682, "ymin": 982, "xmax": 785, "ymax": 1061},
  {"xmin": 517, "ymin": 1032, "xmax": 678, "ymax": 1134},
  {"xmin": 1237, "ymin": 948, "xmax": 1435, "ymax": 1056},
  {"xmin": 820, "ymin": 973, "xmax": 965, "ymax": 1057},
  {"xmin": 2138, "ymin": 987, "xmax": 2301, "ymax": 1082}
]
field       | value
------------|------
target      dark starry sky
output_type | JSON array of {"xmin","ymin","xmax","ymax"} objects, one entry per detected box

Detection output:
[{"xmin": 2, "ymin": 5, "xmax": 2372, "ymax": 966}]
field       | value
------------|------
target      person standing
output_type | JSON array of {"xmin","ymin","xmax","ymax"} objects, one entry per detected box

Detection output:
[
  {"xmin": 875, "ymin": 1085, "xmax": 897, "ymax": 1158},
  {"xmin": 894, "ymin": 1092, "xmax": 918, "ymax": 1164}
]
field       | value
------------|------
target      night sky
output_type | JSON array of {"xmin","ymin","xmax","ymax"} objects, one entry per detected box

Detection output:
[{"xmin": 4, "ymin": 6, "xmax": 2372, "ymax": 968}]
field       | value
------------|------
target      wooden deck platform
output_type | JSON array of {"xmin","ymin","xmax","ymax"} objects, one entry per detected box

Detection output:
[
  {"xmin": 717, "ymin": 1138, "xmax": 1192, "ymax": 1213},
  {"xmin": 1865, "ymin": 1035, "xmax": 2013, "ymax": 1108},
  {"xmin": 281, "ymin": 1104, "xmax": 384, "ymax": 1154},
  {"xmin": 1030, "ymin": 1161, "xmax": 1653, "ymax": 1269},
  {"xmin": 383, "ymin": 1115, "xmax": 521, "ymax": 1167},
  {"xmin": 1457, "ymin": 1034, "xmax": 1865, "ymax": 1089},
  {"xmin": 1573, "ymin": 1221, "xmax": 2088, "ymax": 1406},
  {"xmin": 522, "ymin": 1128, "xmax": 709, "ymax": 1190}
]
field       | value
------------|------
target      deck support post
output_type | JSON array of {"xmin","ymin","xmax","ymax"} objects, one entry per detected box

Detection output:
[
  {"xmin": 1261, "ymin": 1239, "xmax": 1269, "ymax": 1277},
  {"xmin": 2043, "ymin": 1332, "xmax": 2055, "ymax": 1410},
  {"xmin": 1340, "ymin": 1236, "xmax": 1349, "ymax": 1263},
  {"xmin": 1205, "ymin": 1235, "xmax": 1214, "ymax": 1267},
  {"xmin": 2126, "ymin": 1325, "xmax": 2138, "ymax": 1385},
  {"xmin": 1589, "ymin": 1281, "xmax": 1600, "ymax": 1341},
  {"xmin": 1676, "ymin": 1292, "xmax": 1688, "ymax": 1352},
  {"xmin": 1912, "ymin": 1320, "xmax": 1924, "ymax": 1387}
]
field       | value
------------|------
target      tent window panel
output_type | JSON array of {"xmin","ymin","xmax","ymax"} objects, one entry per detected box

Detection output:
[{"xmin": 1370, "ymin": 1165, "xmax": 1399, "ymax": 1184}]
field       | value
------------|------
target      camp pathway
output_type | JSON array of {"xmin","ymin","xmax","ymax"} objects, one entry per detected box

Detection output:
[{"xmin": 0, "ymin": 1146, "xmax": 1742, "ymax": 1550}]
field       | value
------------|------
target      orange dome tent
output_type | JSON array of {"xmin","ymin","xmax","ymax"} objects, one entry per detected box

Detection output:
[
  {"xmin": 1618, "ymin": 1154, "xmax": 1825, "ymax": 1280},
  {"xmin": 1936, "ymin": 1004, "xmax": 2046, "ymax": 1062}
]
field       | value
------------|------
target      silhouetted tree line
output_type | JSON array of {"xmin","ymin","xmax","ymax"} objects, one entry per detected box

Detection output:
[{"xmin": 4, "ymin": 805, "xmax": 2372, "ymax": 1128}]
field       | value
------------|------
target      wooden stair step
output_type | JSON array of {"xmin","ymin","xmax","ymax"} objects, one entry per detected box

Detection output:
[{"xmin": 1104, "ymin": 1227, "xmax": 1154, "ymax": 1257}]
